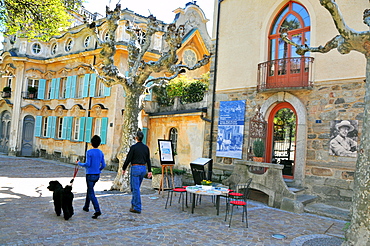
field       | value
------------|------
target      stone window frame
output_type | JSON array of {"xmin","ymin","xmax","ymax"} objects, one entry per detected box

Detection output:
[
  {"xmin": 31, "ymin": 42, "xmax": 42, "ymax": 55},
  {"xmin": 84, "ymin": 35, "xmax": 91, "ymax": 48},
  {"xmin": 183, "ymin": 49, "xmax": 197, "ymax": 67},
  {"xmin": 51, "ymin": 43, "xmax": 57, "ymax": 55},
  {"xmin": 65, "ymin": 38, "xmax": 74, "ymax": 52}
]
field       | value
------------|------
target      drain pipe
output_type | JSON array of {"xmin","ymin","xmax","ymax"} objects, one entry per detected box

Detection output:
[{"xmin": 208, "ymin": 0, "xmax": 224, "ymax": 158}]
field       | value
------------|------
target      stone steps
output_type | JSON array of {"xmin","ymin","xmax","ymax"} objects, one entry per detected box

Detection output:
[
  {"xmin": 286, "ymin": 184, "xmax": 350, "ymax": 221},
  {"xmin": 304, "ymin": 203, "xmax": 351, "ymax": 221}
]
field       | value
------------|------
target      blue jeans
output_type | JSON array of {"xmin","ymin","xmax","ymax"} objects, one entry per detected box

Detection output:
[
  {"xmin": 130, "ymin": 165, "xmax": 147, "ymax": 212},
  {"xmin": 84, "ymin": 174, "xmax": 101, "ymax": 213}
]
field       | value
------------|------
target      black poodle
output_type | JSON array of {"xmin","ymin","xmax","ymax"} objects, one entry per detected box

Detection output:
[{"xmin": 47, "ymin": 180, "xmax": 74, "ymax": 220}]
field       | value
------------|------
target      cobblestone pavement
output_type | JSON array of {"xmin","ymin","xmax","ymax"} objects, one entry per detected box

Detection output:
[{"xmin": 0, "ymin": 156, "xmax": 346, "ymax": 246}]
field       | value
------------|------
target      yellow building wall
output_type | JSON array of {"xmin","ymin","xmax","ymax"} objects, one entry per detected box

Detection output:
[
  {"xmin": 215, "ymin": 0, "xmax": 367, "ymax": 92},
  {"xmin": 147, "ymin": 113, "xmax": 205, "ymax": 170}
]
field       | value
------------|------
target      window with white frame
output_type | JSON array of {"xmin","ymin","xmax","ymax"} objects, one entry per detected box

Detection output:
[
  {"xmin": 96, "ymin": 79, "xmax": 105, "ymax": 97},
  {"xmin": 59, "ymin": 77, "xmax": 67, "ymax": 98},
  {"xmin": 65, "ymin": 38, "xmax": 73, "ymax": 52},
  {"xmin": 94, "ymin": 118, "xmax": 102, "ymax": 136},
  {"xmin": 56, "ymin": 117, "xmax": 63, "ymax": 139},
  {"xmin": 136, "ymin": 29, "xmax": 146, "ymax": 45},
  {"xmin": 73, "ymin": 118, "xmax": 80, "ymax": 140},
  {"xmin": 103, "ymin": 31, "xmax": 109, "ymax": 41},
  {"xmin": 42, "ymin": 117, "xmax": 48, "ymax": 137},
  {"xmin": 76, "ymin": 75, "xmax": 84, "ymax": 98},
  {"xmin": 27, "ymin": 78, "xmax": 39, "ymax": 90},
  {"xmin": 84, "ymin": 36, "xmax": 91, "ymax": 47},
  {"xmin": 32, "ymin": 43, "xmax": 41, "ymax": 54},
  {"xmin": 7, "ymin": 76, "xmax": 12, "ymax": 88},
  {"xmin": 45, "ymin": 79, "xmax": 52, "ymax": 99},
  {"xmin": 51, "ymin": 43, "xmax": 57, "ymax": 55}
]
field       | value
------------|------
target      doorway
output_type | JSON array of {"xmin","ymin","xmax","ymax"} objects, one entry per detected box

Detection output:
[
  {"xmin": 266, "ymin": 102, "xmax": 297, "ymax": 179},
  {"xmin": 0, "ymin": 110, "xmax": 11, "ymax": 153},
  {"xmin": 21, "ymin": 115, "xmax": 35, "ymax": 156}
]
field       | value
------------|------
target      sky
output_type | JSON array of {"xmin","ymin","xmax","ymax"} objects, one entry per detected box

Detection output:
[
  {"xmin": 0, "ymin": 1, "xmax": 215, "ymax": 49},
  {"xmin": 82, "ymin": 0, "xmax": 215, "ymax": 34}
]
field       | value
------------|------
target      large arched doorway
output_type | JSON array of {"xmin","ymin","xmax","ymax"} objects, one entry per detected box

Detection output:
[
  {"xmin": 0, "ymin": 110, "xmax": 11, "ymax": 153},
  {"xmin": 266, "ymin": 102, "xmax": 297, "ymax": 179},
  {"xmin": 21, "ymin": 115, "xmax": 35, "ymax": 156}
]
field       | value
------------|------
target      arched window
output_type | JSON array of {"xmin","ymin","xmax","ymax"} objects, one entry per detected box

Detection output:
[
  {"xmin": 169, "ymin": 128, "xmax": 178, "ymax": 154},
  {"xmin": 269, "ymin": 2, "xmax": 310, "ymax": 60},
  {"xmin": 263, "ymin": 2, "xmax": 312, "ymax": 89}
]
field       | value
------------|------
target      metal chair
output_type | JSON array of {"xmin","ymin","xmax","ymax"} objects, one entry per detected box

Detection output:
[
  {"xmin": 165, "ymin": 187, "xmax": 187, "ymax": 211},
  {"xmin": 225, "ymin": 178, "xmax": 252, "ymax": 228}
]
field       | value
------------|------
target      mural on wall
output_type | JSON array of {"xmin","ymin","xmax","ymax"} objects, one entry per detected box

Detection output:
[
  {"xmin": 329, "ymin": 120, "xmax": 358, "ymax": 157},
  {"xmin": 216, "ymin": 100, "xmax": 246, "ymax": 159}
]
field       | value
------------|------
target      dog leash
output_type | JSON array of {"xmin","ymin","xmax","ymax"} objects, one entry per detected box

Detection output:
[{"xmin": 70, "ymin": 165, "xmax": 79, "ymax": 184}]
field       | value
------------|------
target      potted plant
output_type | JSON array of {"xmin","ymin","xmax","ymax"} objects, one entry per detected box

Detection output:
[
  {"xmin": 2, "ymin": 86, "xmax": 11, "ymax": 97},
  {"xmin": 28, "ymin": 86, "xmax": 37, "ymax": 98},
  {"xmin": 252, "ymin": 138, "xmax": 265, "ymax": 162},
  {"xmin": 151, "ymin": 167, "xmax": 186, "ymax": 189}
]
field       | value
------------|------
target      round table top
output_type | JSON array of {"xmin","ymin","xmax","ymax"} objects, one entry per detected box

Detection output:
[{"xmin": 186, "ymin": 185, "xmax": 229, "ymax": 196}]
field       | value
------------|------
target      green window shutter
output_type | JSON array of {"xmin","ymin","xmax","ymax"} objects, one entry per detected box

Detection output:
[
  {"xmin": 35, "ymin": 116, "xmax": 42, "ymax": 137},
  {"xmin": 65, "ymin": 76, "xmax": 72, "ymax": 98},
  {"xmin": 79, "ymin": 117, "xmax": 86, "ymax": 142},
  {"xmin": 50, "ymin": 79, "xmax": 56, "ymax": 99},
  {"xmin": 54, "ymin": 78, "xmax": 61, "ymax": 99},
  {"xmin": 104, "ymin": 85, "xmax": 111, "ymax": 97},
  {"xmin": 100, "ymin": 117, "xmax": 108, "ymax": 144},
  {"xmin": 83, "ymin": 74, "xmax": 90, "ymax": 97},
  {"xmin": 51, "ymin": 116, "xmax": 57, "ymax": 139},
  {"xmin": 85, "ymin": 117, "xmax": 93, "ymax": 142},
  {"xmin": 66, "ymin": 117, "xmax": 73, "ymax": 140},
  {"xmin": 142, "ymin": 127, "xmax": 148, "ymax": 144},
  {"xmin": 37, "ymin": 79, "xmax": 46, "ymax": 99},
  {"xmin": 89, "ymin": 73, "xmax": 97, "ymax": 97},
  {"xmin": 71, "ymin": 75, "xmax": 77, "ymax": 98}
]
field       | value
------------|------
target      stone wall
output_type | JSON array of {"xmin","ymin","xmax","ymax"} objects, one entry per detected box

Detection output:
[{"xmin": 206, "ymin": 78, "xmax": 364, "ymax": 206}]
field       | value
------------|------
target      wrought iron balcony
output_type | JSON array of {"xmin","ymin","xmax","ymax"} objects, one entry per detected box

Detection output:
[
  {"xmin": 257, "ymin": 57, "xmax": 314, "ymax": 91},
  {"xmin": 1, "ymin": 91, "xmax": 11, "ymax": 98},
  {"xmin": 22, "ymin": 91, "xmax": 38, "ymax": 99}
]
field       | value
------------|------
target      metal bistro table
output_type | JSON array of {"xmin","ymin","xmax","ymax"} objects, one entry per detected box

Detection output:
[{"xmin": 186, "ymin": 185, "xmax": 229, "ymax": 215}]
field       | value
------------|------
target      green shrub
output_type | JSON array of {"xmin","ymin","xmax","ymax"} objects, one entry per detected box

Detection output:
[
  {"xmin": 253, "ymin": 139, "xmax": 265, "ymax": 157},
  {"xmin": 151, "ymin": 167, "xmax": 186, "ymax": 175},
  {"xmin": 153, "ymin": 73, "xmax": 209, "ymax": 106}
]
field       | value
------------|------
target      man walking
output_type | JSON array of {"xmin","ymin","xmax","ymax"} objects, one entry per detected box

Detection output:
[{"xmin": 122, "ymin": 131, "xmax": 152, "ymax": 214}]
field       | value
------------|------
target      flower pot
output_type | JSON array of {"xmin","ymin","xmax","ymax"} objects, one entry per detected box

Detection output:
[{"xmin": 253, "ymin": 157, "xmax": 264, "ymax": 162}]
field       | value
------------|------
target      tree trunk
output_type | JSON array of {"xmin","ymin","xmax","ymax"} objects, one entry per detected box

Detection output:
[
  {"xmin": 343, "ymin": 58, "xmax": 370, "ymax": 245},
  {"xmin": 111, "ymin": 88, "xmax": 143, "ymax": 191}
]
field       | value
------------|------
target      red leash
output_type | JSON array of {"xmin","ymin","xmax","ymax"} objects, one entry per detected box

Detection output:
[{"xmin": 70, "ymin": 165, "xmax": 79, "ymax": 184}]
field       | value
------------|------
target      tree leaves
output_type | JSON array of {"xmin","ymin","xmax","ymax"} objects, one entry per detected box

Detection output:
[{"xmin": 0, "ymin": 0, "xmax": 82, "ymax": 41}]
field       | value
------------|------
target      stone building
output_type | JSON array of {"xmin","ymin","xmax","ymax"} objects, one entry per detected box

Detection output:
[
  {"xmin": 207, "ymin": 0, "xmax": 367, "ymax": 213},
  {"xmin": 0, "ymin": 2, "xmax": 211, "ymax": 169}
]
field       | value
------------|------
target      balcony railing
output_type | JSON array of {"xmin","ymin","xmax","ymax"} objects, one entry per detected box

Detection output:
[
  {"xmin": 1, "ymin": 91, "xmax": 11, "ymax": 98},
  {"xmin": 22, "ymin": 91, "xmax": 38, "ymax": 99},
  {"xmin": 257, "ymin": 57, "xmax": 314, "ymax": 91}
]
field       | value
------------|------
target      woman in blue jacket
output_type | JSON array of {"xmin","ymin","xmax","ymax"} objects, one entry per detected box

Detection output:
[{"xmin": 77, "ymin": 135, "xmax": 106, "ymax": 219}]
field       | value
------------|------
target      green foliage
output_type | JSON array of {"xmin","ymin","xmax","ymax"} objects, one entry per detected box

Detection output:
[
  {"xmin": 0, "ymin": 0, "xmax": 83, "ymax": 41},
  {"xmin": 151, "ymin": 167, "xmax": 186, "ymax": 175},
  {"xmin": 28, "ymin": 86, "xmax": 37, "ymax": 93},
  {"xmin": 153, "ymin": 73, "xmax": 209, "ymax": 107},
  {"xmin": 2, "ymin": 86, "xmax": 11, "ymax": 92},
  {"xmin": 253, "ymin": 139, "xmax": 265, "ymax": 157}
]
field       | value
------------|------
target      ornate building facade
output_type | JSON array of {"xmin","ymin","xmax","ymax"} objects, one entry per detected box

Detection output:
[
  {"xmin": 208, "ymin": 0, "xmax": 367, "ymax": 213},
  {"xmin": 0, "ymin": 2, "xmax": 211, "ymax": 169}
]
